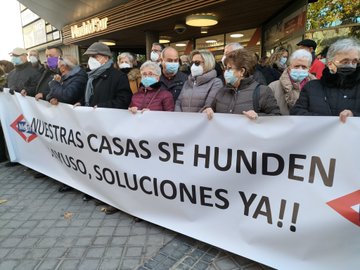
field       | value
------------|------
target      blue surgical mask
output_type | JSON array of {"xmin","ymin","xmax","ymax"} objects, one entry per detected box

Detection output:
[
  {"xmin": 165, "ymin": 62, "xmax": 179, "ymax": 74},
  {"xmin": 224, "ymin": 69, "xmax": 238, "ymax": 86},
  {"xmin": 141, "ymin": 76, "xmax": 158, "ymax": 87},
  {"xmin": 290, "ymin": 69, "xmax": 308, "ymax": 82},
  {"xmin": 279, "ymin": 56, "xmax": 287, "ymax": 66},
  {"xmin": 11, "ymin": 56, "xmax": 22, "ymax": 66}
]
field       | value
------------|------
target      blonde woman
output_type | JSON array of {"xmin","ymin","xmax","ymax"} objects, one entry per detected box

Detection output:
[{"xmin": 175, "ymin": 49, "xmax": 223, "ymax": 112}]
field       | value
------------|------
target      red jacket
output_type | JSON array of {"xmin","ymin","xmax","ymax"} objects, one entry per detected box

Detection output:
[
  {"xmin": 130, "ymin": 82, "xmax": 174, "ymax": 111},
  {"xmin": 310, "ymin": 58, "xmax": 325, "ymax": 79}
]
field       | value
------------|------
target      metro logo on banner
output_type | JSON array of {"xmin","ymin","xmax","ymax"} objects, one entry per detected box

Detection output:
[
  {"xmin": 10, "ymin": 114, "xmax": 37, "ymax": 143},
  {"xmin": 327, "ymin": 190, "xmax": 360, "ymax": 227}
]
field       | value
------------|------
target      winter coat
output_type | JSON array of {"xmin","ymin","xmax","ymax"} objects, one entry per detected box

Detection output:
[
  {"xmin": 160, "ymin": 70, "xmax": 188, "ymax": 101},
  {"xmin": 87, "ymin": 65, "xmax": 132, "ymax": 109},
  {"xmin": 260, "ymin": 64, "xmax": 282, "ymax": 85},
  {"xmin": 291, "ymin": 67, "xmax": 360, "ymax": 116},
  {"xmin": 6, "ymin": 62, "xmax": 41, "ymax": 94},
  {"xmin": 309, "ymin": 58, "xmax": 325, "ymax": 79},
  {"xmin": 175, "ymin": 70, "xmax": 223, "ymax": 112},
  {"xmin": 208, "ymin": 76, "xmax": 281, "ymax": 115},
  {"xmin": 269, "ymin": 69, "xmax": 316, "ymax": 115},
  {"xmin": 130, "ymin": 82, "xmax": 174, "ymax": 111},
  {"xmin": 47, "ymin": 67, "xmax": 88, "ymax": 104},
  {"xmin": 121, "ymin": 67, "xmax": 141, "ymax": 94},
  {"xmin": 35, "ymin": 69, "xmax": 57, "ymax": 98}
]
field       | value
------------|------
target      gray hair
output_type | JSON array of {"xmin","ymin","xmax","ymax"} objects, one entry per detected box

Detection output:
[
  {"xmin": 327, "ymin": 38, "xmax": 360, "ymax": 62},
  {"xmin": 140, "ymin": 60, "xmax": 161, "ymax": 76},
  {"xmin": 59, "ymin": 55, "xmax": 78, "ymax": 70},
  {"xmin": 225, "ymin": 42, "xmax": 244, "ymax": 52},
  {"xmin": 118, "ymin": 52, "xmax": 135, "ymax": 65},
  {"xmin": 289, "ymin": 49, "xmax": 312, "ymax": 67},
  {"xmin": 190, "ymin": 49, "xmax": 215, "ymax": 73}
]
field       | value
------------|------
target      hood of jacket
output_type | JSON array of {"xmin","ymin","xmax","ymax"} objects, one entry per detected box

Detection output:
[{"xmin": 188, "ymin": 69, "xmax": 217, "ymax": 86}]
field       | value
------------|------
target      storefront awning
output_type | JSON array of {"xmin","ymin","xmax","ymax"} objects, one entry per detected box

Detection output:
[{"xmin": 18, "ymin": 0, "xmax": 129, "ymax": 29}]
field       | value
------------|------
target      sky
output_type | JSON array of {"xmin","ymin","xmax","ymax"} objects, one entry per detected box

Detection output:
[{"xmin": 0, "ymin": 0, "xmax": 24, "ymax": 60}]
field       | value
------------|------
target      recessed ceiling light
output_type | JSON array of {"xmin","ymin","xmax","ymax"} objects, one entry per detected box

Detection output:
[
  {"xmin": 230, "ymin": 33, "xmax": 244, "ymax": 38},
  {"xmin": 201, "ymin": 27, "xmax": 209, "ymax": 34},
  {"xmin": 159, "ymin": 39, "xmax": 170, "ymax": 44},
  {"xmin": 175, "ymin": 43, "xmax": 187, "ymax": 47},
  {"xmin": 205, "ymin": 40, "xmax": 217, "ymax": 43}
]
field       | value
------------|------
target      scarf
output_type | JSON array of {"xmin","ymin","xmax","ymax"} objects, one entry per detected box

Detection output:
[
  {"xmin": 62, "ymin": 66, "xmax": 81, "ymax": 80},
  {"xmin": 85, "ymin": 59, "xmax": 113, "ymax": 106}
]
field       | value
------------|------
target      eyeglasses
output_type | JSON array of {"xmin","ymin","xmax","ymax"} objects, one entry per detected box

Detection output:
[
  {"xmin": 191, "ymin": 60, "xmax": 204, "ymax": 66},
  {"xmin": 141, "ymin": 72, "xmax": 158, "ymax": 77},
  {"xmin": 335, "ymin": 59, "xmax": 359, "ymax": 65}
]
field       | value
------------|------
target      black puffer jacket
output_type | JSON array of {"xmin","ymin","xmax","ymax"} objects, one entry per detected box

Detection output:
[
  {"xmin": 160, "ymin": 71, "xmax": 188, "ymax": 101},
  {"xmin": 290, "ymin": 67, "xmax": 360, "ymax": 116}
]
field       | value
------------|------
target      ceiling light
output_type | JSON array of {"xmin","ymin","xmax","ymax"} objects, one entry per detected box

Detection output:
[
  {"xmin": 230, "ymin": 33, "xmax": 244, "ymax": 38},
  {"xmin": 99, "ymin": 39, "xmax": 116, "ymax": 46},
  {"xmin": 159, "ymin": 36, "xmax": 171, "ymax": 44},
  {"xmin": 186, "ymin": 13, "xmax": 218, "ymax": 27},
  {"xmin": 200, "ymin": 27, "xmax": 209, "ymax": 34},
  {"xmin": 205, "ymin": 40, "xmax": 217, "ymax": 43},
  {"xmin": 175, "ymin": 43, "xmax": 187, "ymax": 47}
]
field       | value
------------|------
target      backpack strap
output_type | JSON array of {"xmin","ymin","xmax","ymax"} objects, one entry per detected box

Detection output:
[{"xmin": 252, "ymin": 83, "xmax": 261, "ymax": 113}]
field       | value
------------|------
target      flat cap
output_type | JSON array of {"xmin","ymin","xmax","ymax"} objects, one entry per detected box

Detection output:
[
  {"xmin": 297, "ymin": 39, "xmax": 317, "ymax": 50},
  {"xmin": 10, "ymin": 47, "xmax": 28, "ymax": 56},
  {"xmin": 84, "ymin": 42, "xmax": 112, "ymax": 57}
]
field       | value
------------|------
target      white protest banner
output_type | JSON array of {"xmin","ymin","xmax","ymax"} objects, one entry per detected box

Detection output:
[{"xmin": 0, "ymin": 89, "xmax": 359, "ymax": 270}]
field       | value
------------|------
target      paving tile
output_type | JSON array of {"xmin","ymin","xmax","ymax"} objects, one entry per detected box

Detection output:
[
  {"xmin": 99, "ymin": 258, "xmax": 121, "ymax": 270},
  {"xmin": 37, "ymin": 259, "xmax": 60, "ymax": 270},
  {"xmin": 77, "ymin": 259, "xmax": 100, "ymax": 270},
  {"xmin": 0, "ymin": 259, "xmax": 19, "ymax": 270},
  {"xmin": 86, "ymin": 247, "xmax": 106, "ymax": 258},
  {"xmin": 57, "ymin": 259, "xmax": 80, "ymax": 270}
]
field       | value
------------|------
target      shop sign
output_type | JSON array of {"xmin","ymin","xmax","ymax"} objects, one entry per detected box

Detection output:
[{"xmin": 71, "ymin": 17, "xmax": 108, "ymax": 38}]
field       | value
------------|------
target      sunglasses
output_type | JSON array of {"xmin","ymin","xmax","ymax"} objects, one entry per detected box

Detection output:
[{"xmin": 191, "ymin": 60, "xmax": 204, "ymax": 66}]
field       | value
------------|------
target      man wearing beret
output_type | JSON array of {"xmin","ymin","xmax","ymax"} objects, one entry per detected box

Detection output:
[
  {"xmin": 297, "ymin": 39, "xmax": 325, "ymax": 79},
  {"xmin": 82, "ymin": 42, "xmax": 132, "ymax": 109}
]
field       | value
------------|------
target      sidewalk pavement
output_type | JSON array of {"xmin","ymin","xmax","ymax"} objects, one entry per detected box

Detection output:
[{"xmin": 0, "ymin": 162, "xmax": 275, "ymax": 270}]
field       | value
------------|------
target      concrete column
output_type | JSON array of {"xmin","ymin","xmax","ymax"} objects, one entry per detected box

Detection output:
[{"xmin": 145, "ymin": 31, "xmax": 159, "ymax": 60}]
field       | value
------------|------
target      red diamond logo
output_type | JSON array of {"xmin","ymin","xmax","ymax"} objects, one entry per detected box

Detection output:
[
  {"xmin": 10, "ymin": 115, "xmax": 37, "ymax": 143},
  {"xmin": 327, "ymin": 190, "xmax": 360, "ymax": 227}
]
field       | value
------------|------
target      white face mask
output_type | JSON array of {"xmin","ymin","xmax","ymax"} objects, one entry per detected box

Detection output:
[
  {"xmin": 29, "ymin": 56, "xmax": 38, "ymax": 64},
  {"xmin": 119, "ymin": 63, "xmax": 131, "ymax": 69},
  {"xmin": 88, "ymin": 57, "xmax": 101, "ymax": 70},
  {"xmin": 191, "ymin": 64, "xmax": 204, "ymax": 77},
  {"xmin": 150, "ymin": 51, "xmax": 160, "ymax": 62}
]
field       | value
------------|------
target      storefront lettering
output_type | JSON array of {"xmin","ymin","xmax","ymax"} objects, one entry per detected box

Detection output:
[{"xmin": 71, "ymin": 17, "xmax": 108, "ymax": 38}]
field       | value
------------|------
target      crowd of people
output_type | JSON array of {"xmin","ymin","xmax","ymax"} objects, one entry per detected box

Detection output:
[{"xmin": 0, "ymin": 37, "xmax": 359, "ymax": 215}]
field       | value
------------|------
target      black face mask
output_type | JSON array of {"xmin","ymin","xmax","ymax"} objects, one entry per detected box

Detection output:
[{"xmin": 336, "ymin": 64, "xmax": 357, "ymax": 77}]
